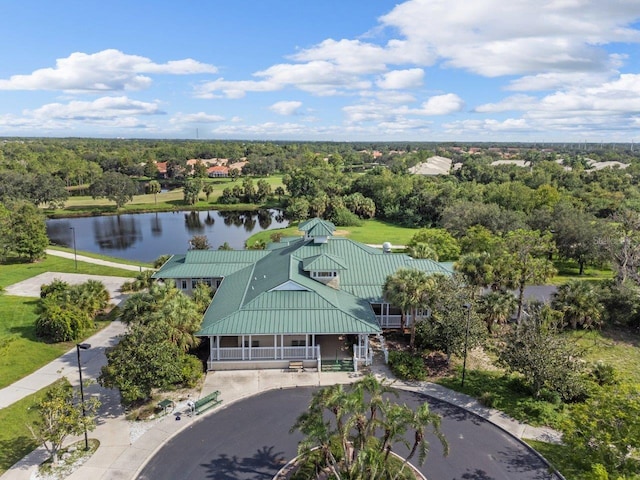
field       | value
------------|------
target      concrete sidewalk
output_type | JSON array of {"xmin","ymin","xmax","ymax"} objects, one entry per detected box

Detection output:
[{"xmin": 45, "ymin": 249, "xmax": 150, "ymax": 272}]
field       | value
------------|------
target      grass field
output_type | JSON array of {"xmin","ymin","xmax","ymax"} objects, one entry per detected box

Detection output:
[
  {"xmin": 47, "ymin": 176, "xmax": 286, "ymax": 216},
  {"xmin": 0, "ymin": 253, "xmax": 137, "ymax": 389}
]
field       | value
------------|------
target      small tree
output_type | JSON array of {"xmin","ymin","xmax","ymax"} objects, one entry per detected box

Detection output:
[
  {"xmin": 189, "ymin": 235, "xmax": 211, "ymax": 250},
  {"xmin": 147, "ymin": 180, "xmax": 161, "ymax": 204},
  {"xmin": 497, "ymin": 303, "xmax": 586, "ymax": 400},
  {"xmin": 202, "ymin": 183, "xmax": 214, "ymax": 201},
  {"xmin": 407, "ymin": 228, "xmax": 460, "ymax": 261},
  {"xmin": 183, "ymin": 178, "xmax": 203, "ymax": 205},
  {"xmin": 28, "ymin": 378, "xmax": 100, "ymax": 464}
]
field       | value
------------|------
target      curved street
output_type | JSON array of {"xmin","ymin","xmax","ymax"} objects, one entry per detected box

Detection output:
[{"xmin": 137, "ymin": 386, "xmax": 560, "ymax": 480}]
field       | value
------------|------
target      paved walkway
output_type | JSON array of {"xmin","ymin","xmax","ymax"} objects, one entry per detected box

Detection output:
[
  {"xmin": 0, "ymin": 252, "xmax": 562, "ymax": 480},
  {"xmin": 45, "ymin": 249, "xmax": 150, "ymax": 272}
]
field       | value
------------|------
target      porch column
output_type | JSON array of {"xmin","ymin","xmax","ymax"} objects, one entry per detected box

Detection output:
[
  {"xmin": 242, "ymin": 335, "xmax": 245, "ymax": 360},
  {"xmin": 305, "ymin": 334, "xmax": 308, "ymax": 359},
  {"xmin": 209, "ymin": 336, "xmax": 214, "ymax": 365},
  {"xmin": 312, "ymin": 334, "xmax": 316, "ymax": 359},
  {"xmin": 216, "ymin": 335, "xmax": 220, "ymax": 361},
  {"xmin": 248, "ymin": 335, "xmax": 252, "ymax": 360},
  {"xmin": 281, "ymin": 334, "xmax": 284, "ymax": 359},
  {"xmin": 273, "ymin": 334, "xmax": 277, "ymax": 359}
]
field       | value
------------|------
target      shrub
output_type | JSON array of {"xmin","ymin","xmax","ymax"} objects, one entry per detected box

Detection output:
[
  {"xmin": 592, "ymin": 361, "xmax": 619, "ymax": 386},
  {"xmin": 180, "ymin": 355, "xmax": 203, "ymax": 388},
  {"xmin": 479, "ymin": 391, "xmax": 497, "ymax": 408},
  {"xmin": 329, "ymin": 207, "xmax": 363, "ymax": 227},
  {"xmin": 538, "ymin": 388, "xmax": 561, "ymax": 405},
  {"xmin": 388, "ymin": 350, "xmax": 427, "ymax": 381}
]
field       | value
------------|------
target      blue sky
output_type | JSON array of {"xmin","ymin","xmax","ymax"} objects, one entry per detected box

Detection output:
[{"xmin": 1, "ymin": 0, "xmax": 640, "ymax": 142}]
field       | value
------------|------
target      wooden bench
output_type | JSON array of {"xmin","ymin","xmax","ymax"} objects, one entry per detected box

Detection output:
[
  {"xmin": 195, "ymin": 390, "xmax": 222, "ymax": 415},
  {"xmin": 288, "ymin": 361, "xmax": 304, "ymax": 372}
]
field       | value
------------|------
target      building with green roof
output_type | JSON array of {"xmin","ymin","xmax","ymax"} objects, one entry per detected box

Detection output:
[{"xmin": 153, "ymin": 219, "xmax": 452, "ymax": 371}]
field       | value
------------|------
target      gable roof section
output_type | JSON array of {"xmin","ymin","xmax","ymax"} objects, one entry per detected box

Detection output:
[
  {"xmin": 302, "ymin": 253, "xmax": 348, "ymax": 272},
  {"xmin": 198, "ymin": 242, "xmax": 380, "ymax": 336},
  {"xmin": 298, "ymin": 217, "xmax": 336, "ymax": 235},
  {"xmin": 152, "ymin": 250, "xmax": 269, "ymax": 279}
]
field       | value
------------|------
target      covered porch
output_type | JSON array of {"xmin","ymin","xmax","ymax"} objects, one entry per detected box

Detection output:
[{"xmin": 205, "ymin": 333, "xmax": 372, "ymax": 371}]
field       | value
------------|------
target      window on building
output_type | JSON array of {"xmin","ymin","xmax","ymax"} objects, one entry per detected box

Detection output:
[
  {"xmin": 243, "ymin": 340, "xmax": 259, "ymax": 348},
  {"xmin": 181, "ymin": 280, "xmax": 187, "ymax": 289},
  {"xmin": 291, "ymin": 340, "xmax": 306, "ymax": 347}
]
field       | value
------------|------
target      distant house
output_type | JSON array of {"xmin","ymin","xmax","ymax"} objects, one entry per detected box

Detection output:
[
  {"xmin": 208, "ymin": 166, "xmax": 229, "ymax": 177},
  {"xmin": 153, "ymin": 219, "xmax": 452, "ymax": 371},
  {"xmin": 156, "ymin": 162, "xmax": 168, "ymax": 178}
]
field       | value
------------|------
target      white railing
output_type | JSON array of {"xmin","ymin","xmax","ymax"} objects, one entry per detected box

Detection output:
[
  {"xmin": 377, "ymin": 315, "xmax": 403, "ymax": 328},
  {"xmin": 353, "ymin": 345, "xmax": 367, "ymax": 359},
  {"xmin": 213, "ymin": 346, "xmax": 318, "ymax": 362}
]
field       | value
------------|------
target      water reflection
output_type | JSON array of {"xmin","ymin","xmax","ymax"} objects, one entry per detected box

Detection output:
[
  {"xmin": 93, "ymin": 215, "xmax": 142, "ymax": 250},
  {"xmin": 46, "ymin": 209, "xmax": 288, "ymax": 263}
]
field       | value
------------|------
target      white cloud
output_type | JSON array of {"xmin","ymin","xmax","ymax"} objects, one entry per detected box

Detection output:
[
  {"xmin": 170, "ymin": 112, "xmax": 225, "ymax": 124},
  {"xmin": 416, "ymin": 93, "xmax": 465, "ymax": 115},
  {"xmin": 379, "ymin": 0, "xmax": 640, "ymax": 76},
  {"xmin": 269, "ymin": 101, "xmax": 303, "ymax": 115},
  {"xmin": 29, "ymin": 96, "xmax": 163, "ymax": 120},
  {"xmin": 475, "ymin": 95, "xmax": 538, "ymax": 113},
  {"xmin": 0, "ymin": 49, "xmax": 217, "ymax": 92},
  {"xmin": 343, "ymin": 92, "xmax": 463, "ymax": 124},
  {"xmin": 376, "ymin": 68, "xmax": 424, "ymax": 90}
]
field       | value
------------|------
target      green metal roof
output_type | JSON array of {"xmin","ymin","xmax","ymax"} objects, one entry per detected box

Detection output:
[
  {"xmin": 152, "ymin": 250, "xmax": 269, "ymax": 279},
  {"xmin": 302, "ymin": 253, "xmax": 348, "ymax": 271},
  {"xmin": 157, "ymin": 221, "xmax": 453, "ymax": 338},
  {"xmin": 298, "ymin": 218, "xmax": 336, "ymax": 233}
]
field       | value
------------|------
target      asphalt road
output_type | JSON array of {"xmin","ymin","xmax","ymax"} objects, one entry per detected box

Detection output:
[{"xmin": 137, "ymin": 387, "xmax": 559, "ymax": 480}]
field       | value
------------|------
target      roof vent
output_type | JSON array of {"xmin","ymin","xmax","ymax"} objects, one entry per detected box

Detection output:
[{"xmin": 382, "ymin": 242, "xmax": 392, "ymax": 253}]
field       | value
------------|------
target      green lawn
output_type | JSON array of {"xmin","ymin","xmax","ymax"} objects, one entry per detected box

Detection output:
[
  {"xmin": 0, "ymin": 253, "xmax": 137, "ymax": 389},
  {"xmin": 550, "ymin": 259, "xmax": 613, "ymax": 285}
]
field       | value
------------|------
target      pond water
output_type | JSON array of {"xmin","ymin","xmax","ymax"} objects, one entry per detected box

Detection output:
[{"xmin": 46, "ymin": 209, "xmax": 289, "ymax": 263}]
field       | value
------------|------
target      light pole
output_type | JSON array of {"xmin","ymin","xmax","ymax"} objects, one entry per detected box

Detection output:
[
  {"xmin": 76, "ymin": 343, "xmax": 91, "ymax": 450},
  {"xmin": 70, "ymin": 227, "xmax": 78, "ymax": 271},
  {"xmin": 461, "ymin": 303, "xmax": 471, "ymax": 388}
]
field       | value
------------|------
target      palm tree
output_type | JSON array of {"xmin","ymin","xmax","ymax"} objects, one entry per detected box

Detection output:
[
  {"xmin": 291, "ymin": 375, "xmax": 448, "ymax": 480},
  {"xmin": 478, "ymin": 290, "xmax": 517, "ymax": 333},
  {"xmin": 407, "ymin": 243, "xmax": 438, "ymax": 260},
  {"xmin": 454, "ymin": 252, "xmax": 494, "ymax": 299},
  {"xmin": 383, "ymin": 268, "xmax": 435, "ymax": 348},
  {"xmin": 396, "ymin": 403, "xmax": 448, "ymax": 480},
  {"xmin": 552, "ymin": 280, "xmax": 603, "ymax": 330}
]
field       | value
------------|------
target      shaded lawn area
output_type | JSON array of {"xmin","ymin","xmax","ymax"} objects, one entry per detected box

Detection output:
[
  {"xmin": 437, "ymin": 369, "xmax": 568, "ymax": 430},
  {"xmin": 0, "ymin": 381, "xmax": 60, "ymax": 475},
  {"xmin": 566, "ymin": 327, "xmax": 640, "ymax": 384}
]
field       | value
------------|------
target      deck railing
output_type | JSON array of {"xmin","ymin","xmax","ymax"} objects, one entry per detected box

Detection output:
[{"xmin": 213, "ymin": 345, "xmax": 318, "ymax": 362}]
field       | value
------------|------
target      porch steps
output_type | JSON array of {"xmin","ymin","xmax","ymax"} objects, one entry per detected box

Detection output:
[{"xmin": 321, "ymin": 359, "xmax": 353, "ymax": 372}]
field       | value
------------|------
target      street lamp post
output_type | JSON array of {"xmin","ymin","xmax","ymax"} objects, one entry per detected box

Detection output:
[
  {"xmin": 76, "ymin": 343, "xmax": 91, "ymax": 450},
  {"xmin": 461, "ymin": 304, "xmax": 471, "ymax": 388},
  {"xmin": 70, "ymin": 227, "xmax": 78, "ymax": 271}
]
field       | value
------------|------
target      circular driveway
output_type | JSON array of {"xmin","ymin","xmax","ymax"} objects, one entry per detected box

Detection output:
[{"xmin": 137, "ymin": 387, "xmax": 559, "ymax": 480}]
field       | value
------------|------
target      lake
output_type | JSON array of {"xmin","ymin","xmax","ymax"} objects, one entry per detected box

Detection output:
[{"xmin": 46, "ymin": 209, "xmax": 289, "ymax": 263}]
